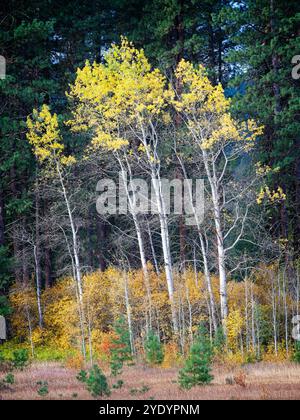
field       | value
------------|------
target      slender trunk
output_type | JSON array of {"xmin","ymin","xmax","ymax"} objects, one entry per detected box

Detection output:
[
  {"xmin": 271, "ymin": 274, "xmax": 278, "ymax": 355},
  {"xmin": 251, "ymin": 282, "xmax": 257, "ymax": 353},
  {"xmin": 124, "ymin": 273, "xmax": 134, "ymax": 355},
  {"xmin": 245, "ymin": 280, "xmax": 250, "ymax": 353},
  {"xmin": 34, "ymin": 185, "xmax": 43, "ymax": 328},
  {"xmin": 88, "ymin": 320, "xmax": 93, "ymax": 366},
  {"xmin": 25, "ymin": 305, "xmax": 35, "ymax": 358},
  {"xmin": 177, "ymin": 154, "xmax": 218, "ymax": 332},
  {"xmin": 202, "ymin": 149, "xmax": 228, "ymax": 328},
  {"xmin": 184, "ymin": 274, "xmax": 193, "ymax": 343},
  {"xmin": 193, "ymin": 246, "xmax": 198, "ymax": 287},
  {"xmin": 57, "ymin": 163, "xmax": 86, "ymax": 360},
  {"xmin": 43, "ymin": 199, "xmax": 52, "ymax": 288},
  {"xmin": 147, "ymin": 222, "xmax": 160, "ymax": 276},
  {"xmin": 22, "ymin": 244, "xmax": 29, "ymax": 285},
  {"xmin": 282, "ymin": 269, "xmax": 289, "ymax": 356},
  {"xmin": 34, "ymin": 245, "xmax": 43, "ymax": 328},
  {"xmin": 10, "ymin": 166, "xmax": 22, "ymax": 283},
  {"xmin": 118, "ymin": 163, "xmax": 153, "ymax": 329},
  {"xmin": 44, "ymin": 246, "xmax": 52, "ymax": 288},
  {"xmin": 152, "ymin": 175, "xmax": 178, "ymax": 334},
  {"xmin": 199, "ymin": 234, "xmax": 218, "ymax": 333},
  {"xmin": 86, "ymin": 304, "xmax": 93, "ymax": 366},
  {"xmin": 96, "ymin": 218, "xmax": 107, "ymax": 271}
]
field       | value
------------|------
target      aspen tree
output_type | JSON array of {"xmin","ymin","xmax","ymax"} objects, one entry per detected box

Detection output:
[
  {"xmin": 26, "ymin": 105, "xmax": 87, "ymax": 360},
  {"xmin": 172, "ymin": 60, "xmax": 263, "ymax": 330},
  {"xmin": 68, "ymin": 38, "xmax": 178, "ymax": 333}
]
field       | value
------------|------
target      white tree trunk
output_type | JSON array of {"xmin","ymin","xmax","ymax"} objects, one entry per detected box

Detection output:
[
  {"xmin": 57, "ymin": 163, "xmax": 86, "ymax": 360},
  {"xmin": 202, "ymin": 150, "xmax": 228, "ymax": 328},
  {"xmin": 118, "ymin": 162, "xmax": 152, "ymax": 329},
  {"xmin": 152, "ymin": 174, "xmax": 178, "ymax": 334},
  {"xmin": 178, "ymin": 153, "xmax": 218, "ymax": 332},
  {"xmin": 33, "ymin": 244, "xmax": 43, "ymax": 329},
  {"xmin": 124, "ymin": 273, "xmax": 134, "ymax": 355}
]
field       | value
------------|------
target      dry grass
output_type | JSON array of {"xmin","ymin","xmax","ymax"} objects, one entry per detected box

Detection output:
[{"xmin": 1, "ymin": 361, "xmax": 300, "ymax": 400}]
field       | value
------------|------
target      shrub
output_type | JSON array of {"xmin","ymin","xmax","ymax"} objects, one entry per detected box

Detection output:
[
  {"xmin": 12, "ymin": 349, "xmax": 29, "ymax": 370},
  {"xmin": 293, "ymin": 341, "xmax": 300, "ymax": 363},
  {"xmin": 0, "ymin": 373, "xmax": 15, "ymax": 391},
  {"xmin": 213, "ymin": 327, "xmax": 226, "ymax": 354},
  {"xmin": 112, "ymin": 379, "xmax": 124, "ymax": 389},
  {"xmin": 262, "ymin": 342, "xmax": 289, "ymax": 362},
  {"xmin": 129, "ymin": 385, "xmax": 150, "ymax": 396},
  {"xmin": 4, "ymin": 373, "xmax": 15, "ymax": 385},
  {"xmin": 234, "ymin": 370, "xmax": 247, "ymax": 388},
  {"xmin": 37, "ymin": 381, "xmax": 49, "ymax": 397},
  {"xmin": 65, "ymin": 354, "xmax": 84, "ymax": 370},
  {"xmin": 161, "ymin": 341, "xmax": 183, "ymax": 369},
  {"xmin": 77, "ymin": 365, "xmax": 111, "ymax": 398},
  {"xmin": 76, "ymin": 370, "xmax": 88, "ymax": 383},
  {"xmin": 145, "ymin": 331, "xmax": 164, "ymax": 365},
  {"xmin": 179, "ymin": 325, "xmax": 213, "ymax": 389}
]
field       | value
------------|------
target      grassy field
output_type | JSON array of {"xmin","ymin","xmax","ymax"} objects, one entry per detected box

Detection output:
[{"xmin": 1, "ymin": 362, "xmax": 300, "ymax": 400}]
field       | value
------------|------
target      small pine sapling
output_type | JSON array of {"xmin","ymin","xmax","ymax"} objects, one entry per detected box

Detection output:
[
  {"xmin": 145, "ymin": 331, "xmax": 164, "ymax": 365},
  {"xmin": 110, "ymin": 317, "xmax": 132, "ymax": 377},
  {"xmin": 77, "ymin": 365, "xmax": 111, "ymax": 398},
  {"xmin": 179, "ymin": 324, "xmax": 214, "ymax": 389}
]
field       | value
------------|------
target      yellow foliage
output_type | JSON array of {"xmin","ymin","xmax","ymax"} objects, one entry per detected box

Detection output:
[
  {"xmin": 262, "ymin": 342, "xmax": 290, "ymax": 362},
  {"xmin": 68, "ymin": 37, "xmax": 169, "ymax": 154},
  {"xmin": 172, "ymin": 59, "xmax": 264, "ymax": 151},
  {"xmin": 9, "ymin": 283, "xmax": 38, "ymax": 341},
  {"xmin": 8, "ymin": 264, "xmax": 295, "ymax": 365},
  {"xmin": 257, "ymin": 186, "xmax": 287, "ymax": 205},
  {"xmin": 26, "ymin": 105, "xmax": 76, "ymax": 167},
  {"xmin": 64, "ymin": 353, "xmax": 85, "ymax": 370},
  {"xmin": 161, "ymin": 342, "xmax": 183, "ymax": 369},
  {"xmin": 225, "ymin": 309, "xmax": 245, "ymax": 352}
]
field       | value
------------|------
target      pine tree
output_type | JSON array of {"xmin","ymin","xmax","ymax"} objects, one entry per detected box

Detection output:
[
  {"xmin": 110, "ymin": 317, "xmax": 132, "ymax": 377},
  {"xmin": 179, "ymin": 325, "xmax": 213, "ymax": 389},
  {"xmin": 77, "ymin": 365, "xmax": 111, "ymax": 398},
  {"xmin": 145, "ymin": 331, "xmax": 164, "ymax": 365},
  {"xmin": 220, "ymin": 0, "xmax": 300, "ymax": 256}
]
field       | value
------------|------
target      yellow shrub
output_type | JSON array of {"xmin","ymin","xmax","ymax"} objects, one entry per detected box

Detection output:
[
  {"xmin": 221, "ymin": 351, "xmax": 245, "ymax": 368},
  {"xmin": 161, "ymin": 342, "xmax": 183, "ymax": 369},
  {"xmin": 262, "ymin": 342, "xmax": 290, "ymax": 362},
  {"xmin": 64, "ymin": 353, "xmax": 85, "ymax": 370}
]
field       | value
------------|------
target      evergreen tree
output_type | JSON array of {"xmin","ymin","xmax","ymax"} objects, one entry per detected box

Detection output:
[
  {"xmin": 220, "ymin": 0, "xmax": 300, "ymax": 256},
  {"xmin": 124, "ymin": 0, "xmax": 229, "ymax": 82},
  {"xmin": 179, "ymin": 325, "xmax": 214, "ymax": 389},
  {"xmin": 145, "ymin": 331, "xmax": 164, "ymax": 365},
  {"xmin": 110, "ymin": 316, "xmax": 132, "ymax": 377},
  {"xmin": 77, "ymin": 365, "xmax": 111, "ymax": 398}
]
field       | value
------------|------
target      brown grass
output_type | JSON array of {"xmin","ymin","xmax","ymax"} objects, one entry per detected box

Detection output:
[{"xmin": 1, "ymin": 362, "xmax": 300, "ymax": 400}]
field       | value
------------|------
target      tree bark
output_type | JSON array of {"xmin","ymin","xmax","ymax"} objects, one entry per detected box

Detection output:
[
  {"xmin": 34, "ymin": 184, "xmax": 43, "ymax": 328},
  {"xmin": 202, "ymin": 149, "xmax": 228, "ymax": 328}
]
